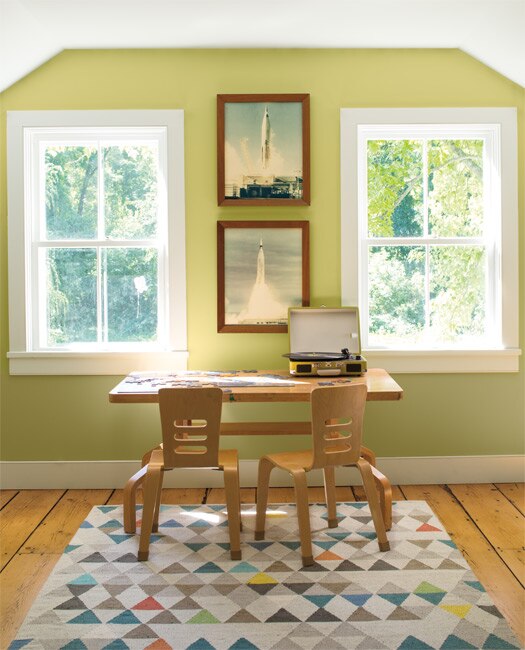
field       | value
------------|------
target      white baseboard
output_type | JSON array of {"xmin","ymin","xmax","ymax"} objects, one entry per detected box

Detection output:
[{"xmin": 0, "ymin": 456, "xmax": 523, "ymax": 489}]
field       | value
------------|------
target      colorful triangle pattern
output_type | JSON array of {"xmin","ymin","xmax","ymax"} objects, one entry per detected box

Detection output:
[{"xmin": 10, "ymin": 501, "xmax": 521, "ymax": 650}]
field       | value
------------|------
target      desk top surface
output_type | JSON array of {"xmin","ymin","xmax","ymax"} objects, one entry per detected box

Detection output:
[{"xmin": 109, "ymin": 368, "xmax": 403, "ymax": 403}]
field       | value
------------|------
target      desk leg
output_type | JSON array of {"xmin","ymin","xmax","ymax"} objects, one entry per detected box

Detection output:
[{"xmin": 361, "ymin": 446, "xmax": 392, "ymax": 531}]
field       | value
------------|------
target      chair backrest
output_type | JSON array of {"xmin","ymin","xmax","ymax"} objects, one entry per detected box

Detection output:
[
  {"xmin": 158, "ymin": 387, "xmax": 223, "ymax": 469},
  {"xmin": 309, "ymin": 383, "xmax": 367, "ymax": 470}
]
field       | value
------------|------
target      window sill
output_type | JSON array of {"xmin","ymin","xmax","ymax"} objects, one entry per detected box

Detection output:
[
  {"xmin": 7, "ymin": 350, "xmax": 189, "ymax": 376},
  {"xmin": 364, "ymin": 348, "xmax": 521, "ymax": 374},
  {"xmin": 8, "ymin": 348, "xmax": 520, "ymax": 376}
]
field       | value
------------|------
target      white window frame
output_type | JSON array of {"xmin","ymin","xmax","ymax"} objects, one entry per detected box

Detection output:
[
  {"xmin": 341, "ymin": 107, "xmax": 520, "ymax": 373},
  {"xmin": 7, "ymin": 110, "xmax": 188, "ymax": 375}
]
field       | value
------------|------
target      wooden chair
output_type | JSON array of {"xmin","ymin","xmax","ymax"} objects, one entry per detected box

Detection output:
[
  {"xmin": 124, "ymin": 387, "xmax": 242, "ymax": 561},
  {"xmin": 254, "ymin": 383, "xmax": 389, "ymax": 567}
]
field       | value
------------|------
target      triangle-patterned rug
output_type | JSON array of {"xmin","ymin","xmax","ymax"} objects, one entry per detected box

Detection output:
[{"xmin": 10, "ymin": 501, "xmax": 520, "ymax": 650}]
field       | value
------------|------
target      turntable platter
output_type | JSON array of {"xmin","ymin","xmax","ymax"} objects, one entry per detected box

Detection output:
[{"xmin": 283, "ymin": 351, "xmax": 351, "ymax": 362}]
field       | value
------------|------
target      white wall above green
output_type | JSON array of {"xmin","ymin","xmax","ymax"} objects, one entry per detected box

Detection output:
[{"xmin": 1, "ymin": 1, "xmax": 524, "ymax": 92}]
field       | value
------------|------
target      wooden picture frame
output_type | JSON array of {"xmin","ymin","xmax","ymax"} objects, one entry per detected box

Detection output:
[
  {"xmin": 217, "ymin": 94, "xmax": 310, "ymax": 206},
  {"xmin": 217, "ymin": 220, "xmax": 310, "ymax": 333}
]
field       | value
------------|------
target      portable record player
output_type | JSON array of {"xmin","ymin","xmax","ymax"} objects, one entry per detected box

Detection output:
[{"xmin": 284, "ymin": 307, "xmax": 367, "ymax": 376}]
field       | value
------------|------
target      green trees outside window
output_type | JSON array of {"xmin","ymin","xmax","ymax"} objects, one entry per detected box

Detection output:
[
  {"xmin": 44, "ymin": 143, "xmax": 160, "ymax": 347},
  {"xmin": 366, "ymin": 138, "xmax": 486, "ymax": 347}
]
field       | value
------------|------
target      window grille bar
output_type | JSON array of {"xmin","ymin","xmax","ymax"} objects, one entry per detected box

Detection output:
[
  {"xmin": 363, "ymin": 237, "xmax": 485, "ymax": 246},
  {"xmin": 34, "ymin": 240, "xmax": 161, "ymax": 248}
]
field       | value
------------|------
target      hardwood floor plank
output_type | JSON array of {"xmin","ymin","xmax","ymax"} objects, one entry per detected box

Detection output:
[
  {"xmin": 107, "ymin": 487, "xmax": 142, "ymax": 505},
  {"xmin": 159, "ymin": 488, "xmax": 206, "ymax": 504},
  {"xmin": 449, "ymin": 483, "xmax": 524, "ymax": 587},
  {"xmin": 0, "ymin": 490, "xmax": 18, "ymax": 510},
  {"xmin": 0, "ymin": 552, "xmax": 61, "ymax": 649},
  {"xmin": 0, "ymin": 490, "xmax": 64, "ymax": 571},
  {"xmin": 264, "ymin": 486, "xmax": 355, "ymax": 504},
  {"xmin": 105, "ymin": 489, "xmax": 123, "ymax": 505},
  {"xmin": 207, "ymin": 488, "xmax": 256, "ymax": 504},
  {"xmin": 309, "ymin": 486, "xmax": 355, "ymax": 502},
  {"xmin": 21, "ymin": 489, "xmax": 112, "ymax": 555},
  {"xmin": 496, "ymin": 482, "xmax": 525, "ymax": 516},
  {"xmin": 392, "ymin": 486, "xmax": 407, "ymax": 500},
  {"xmin": 107, "ymin": 487, "xmax": 206, "ymax": 506},
  {"xmin": 352, "ymin": 484, "xmax": 405, "ymax": 501},
  {"xmin": 402, "ymin": 484, "xmax": 524, "ymax": 646},
  {"xmin": 266, "ymin": 487, "xmax": 295, "ymax": 503}
]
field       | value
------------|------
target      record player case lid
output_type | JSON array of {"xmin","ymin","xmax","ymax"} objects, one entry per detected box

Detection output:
[{"xmin": 288, "ymin": 307, "xmax": 362, "ymax": 356}]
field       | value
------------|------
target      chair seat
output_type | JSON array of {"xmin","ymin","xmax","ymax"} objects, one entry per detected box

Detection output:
[
  {"xmin": 264, "ymin": 449, "xmax": 314, "ymax": 472},
  {"xmin": 264, "ymin": 443, "xmax": 353, "ymax": 473}
]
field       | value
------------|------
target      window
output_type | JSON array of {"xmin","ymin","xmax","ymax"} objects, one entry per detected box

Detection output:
[
  {"xmin": 7, "ymin": 111, "xmax": 187, "ymax": 375},
  {"xmin": 341, "ymin": 108, "xmax": 520, "ymax": 373}
]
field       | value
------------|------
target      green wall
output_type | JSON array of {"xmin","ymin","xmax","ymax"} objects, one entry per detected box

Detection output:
[{"xmin": 1, "ymin": 49, "xmax": 523, "ymax": 462}]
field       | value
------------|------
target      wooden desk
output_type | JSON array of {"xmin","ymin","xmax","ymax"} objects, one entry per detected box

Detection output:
[
  {"xmin": 109, "ymin": 368, "xmax": 402, "ymax": 528},
  {"xmin": 109, "ymin": 368, "xmax": 402, "ymax": 404}
]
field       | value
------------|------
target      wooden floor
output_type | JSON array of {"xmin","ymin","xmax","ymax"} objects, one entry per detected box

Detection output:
[{"xmin": 1, "ymin": 483, "xmax": 523, "ymax": 648}]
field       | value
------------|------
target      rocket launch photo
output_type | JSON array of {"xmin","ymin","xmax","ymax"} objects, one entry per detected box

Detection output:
[
  {"xmin": 218, "ymin": 220, "xmax": 309, "ymax": 332},
  {"xmin": 218, "ymin": 94, "xmax": 310, "ymax": 205}
]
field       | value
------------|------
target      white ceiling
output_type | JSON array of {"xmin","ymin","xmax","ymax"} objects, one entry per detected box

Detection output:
[{"xmin": 1, "ymin": 0, "xmax": 524, "ymax": 93}]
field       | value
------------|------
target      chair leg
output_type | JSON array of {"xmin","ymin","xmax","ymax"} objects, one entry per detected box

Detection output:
[
  {"xmin": 138, "ymin": 461, "xmax": 163, "ymax": 561},
  {"xmin": 323, "ymin": 465, "xmax": 338, "ymax": 528},
  {"xmin": 292, "ymin": 469, "xmax": 314, "ymax": 567},
  {"xmin": 123, "ymin": 465, "xmax": 148, "ymax": 534},
  {"xmin": 370, "ymin": 465, "xmax": 393, "ymax": 531},
  {"xmin": 151, "ymin": 468, "xmax": 165, "ymax": 533},
  {"xmin": 255, "ymin": 457, "xmax": 273, "ymax": 541},
  {"xmin": 362, "ymin": 446, "xmax": 393, "ymax": 530},
  {"xmin": 236, "ymin": 456, "xmax": 243, "ymax": 533},
  {"xmin": 223, "ymin": 466, "xmax": 242, "ymax": 560},
  {"xmin": 123, "ymin": 445, "xmax": 163, "ymax": 534},
  {"xmin": 357, "ymin": 458, "xmax": 390, "ymax": 552}
]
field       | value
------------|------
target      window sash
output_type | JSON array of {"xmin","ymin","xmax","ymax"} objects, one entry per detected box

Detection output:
[
  {"xmin": 361, "ymin": 131, "xmax": 494, "ymax": 240},
  {"xmin": 28, "ymin": 128, "xmax": 168, "ymax": 352},
  {"xmin": 357, "ymin": 126, "xmax": 498, "ymax": 350},
  {"xmin": 36, "ymin": 243, "xmax": 164, "ymax": 350},
  {"xmin": 363, "ymin": 242, "xmax": 493, "ymax": 348}
]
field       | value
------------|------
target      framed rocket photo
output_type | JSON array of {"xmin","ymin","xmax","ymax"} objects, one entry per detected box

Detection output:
[
  {"xmin": 217, "ymin": 94, "xmax": 310, "ymax": 206},
  {"xmin": 217, "ymin": 221, "xmax": 310, "ymax": 333}
]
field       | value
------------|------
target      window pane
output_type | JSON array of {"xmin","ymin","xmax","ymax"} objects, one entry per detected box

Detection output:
[
  {"xmin": 104, "ymin": 144, "xmax": 159, "ymax": 239},
  {"xmin": 430, "ymin": 246, "xmax": 486, "ymax": 343},
  {"xmin": 367, "ymin": 140, "xmax": 424, "ymax": 237},
  {"xmin": 428, "ymin": 140, "xmax": 484, "ymax": 237},
  {"xmin": 46, "ymin": 248, "xmax": 97, "ymax": 345},
  {"xmin": 368, "ymin": 246, "xmax": 425, "ymax": 346},
  {"xmin": 106, "ymin": 248, "xmax": 158, "ymax": 342},
  {"xmin": 45, "ymin": 146, "xmax": 98, "ymax": 239}
]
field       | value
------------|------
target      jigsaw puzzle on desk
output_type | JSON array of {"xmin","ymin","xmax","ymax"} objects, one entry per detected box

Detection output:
[{"xmin": 117, "ymin": 371, "xmax": 303, "ymax": 393}]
